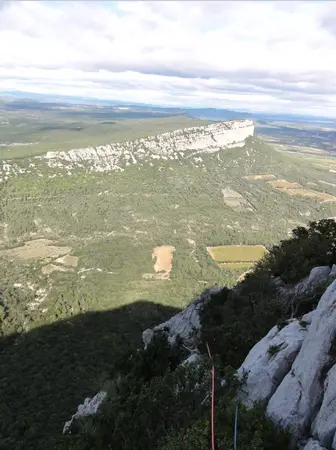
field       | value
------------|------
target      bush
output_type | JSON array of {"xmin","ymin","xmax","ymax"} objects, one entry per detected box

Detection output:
[
  {"xmin": 158, "ymin": 403, "xmax": 290, "ymax": 450},
  {"xmin": 200, "ymin": 285, "xmax": 284, "ymax": 369},
  {"xmin": 257, "ymin": 219, "xmax": 336, "ymax": 283}
]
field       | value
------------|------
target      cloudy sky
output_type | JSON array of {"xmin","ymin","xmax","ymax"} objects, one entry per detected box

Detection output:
[{"xmin": 1, "ymin": 0, "xmax": 336, "ymax": 116}]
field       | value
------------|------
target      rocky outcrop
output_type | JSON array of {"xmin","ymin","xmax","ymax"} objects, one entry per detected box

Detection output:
[
  {"xmin": 0, "ymin": 120, "xmax": 254, "ymax": 180},
  {"xmin": 330, "ymin": 264, "xmax": 336, "ymax": 278},
  {"xmin": 301, "ymin": 439, "xmax": 327, "ymax": 450},
  {"xmin": 234, "ymin": 275, "xmax": 336, "ymax": 450},
  {"xmin": 238, "ymin": 319, "xmax": 309, "ymax": 408},
  {"xmin": 62, "ymin": 268, "xmax": 336, "ymax": 444},
  {"xmin": 266, "ymin": 280, "xmax": 336, "ymax": 441},
  {"xmin": 276, "ymin": 266, "xmax": 332, "ymax": 302},
  {"xmin": 63, "ymin": 391, "xmax": 107, "ymax": 434},
  {"xmin": 142, "ymin": 286, "xmax": 223, "ymax": 349},
  {"xmin": 312, "ymin": 364, "xmax": 336, "ymax": 448}
]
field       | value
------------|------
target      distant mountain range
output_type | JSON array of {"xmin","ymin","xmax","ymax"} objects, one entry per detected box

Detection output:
[{"xmin": 1, "ymin": 89, "xmax": 335, "ymax": 124}]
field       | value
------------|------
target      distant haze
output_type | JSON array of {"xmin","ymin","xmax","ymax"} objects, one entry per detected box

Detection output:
[{"xmin": 1, "ymin": 1, "xmax": 336, "ymax": 116}]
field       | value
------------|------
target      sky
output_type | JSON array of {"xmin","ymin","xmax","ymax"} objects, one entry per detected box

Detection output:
[{"xmin": 1, "ymin": 0, "xmax": 336, "ymax": 116}]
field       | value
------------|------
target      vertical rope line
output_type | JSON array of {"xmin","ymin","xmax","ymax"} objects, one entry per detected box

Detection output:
[
  {"xmin": 206, "ymin": 341, "xmax": 215, "ymax": 450},
  {"xmin": 234, "ymin": 403, "xmax": 238, "ymax": 450}
]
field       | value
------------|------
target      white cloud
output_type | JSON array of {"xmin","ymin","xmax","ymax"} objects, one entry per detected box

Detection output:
[{"xmin": 1, "ymin": 0, "xmax": 336, "ymax": 115}]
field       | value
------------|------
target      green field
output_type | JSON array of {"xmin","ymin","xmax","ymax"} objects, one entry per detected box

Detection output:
[
  {"xmin": 218, "ymin": 262, "xmax": 254, "ymax": 270},
  {"xmin": 207, "ymin": 244, "xmax": 268, "ymax": 262}
]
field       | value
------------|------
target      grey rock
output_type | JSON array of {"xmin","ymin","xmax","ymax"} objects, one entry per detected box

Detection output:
[
  {"xmin": 238, "ymin": 319, "xmax": 308, "ymax": 408},
  {"xmin": 63, "ymin": 391, "xmax": 107, "ymax": 434},
  {"xmin": 277, "ymin": 266, "xmax": 331, "ymax": 302},
  {"xmin": 301, "ymin": 310, "xmax": 316, "ymax": 325},
  {"xmin": 142, "ymin": 328, "xmax": 154, "ymax": 348},
  {"xmin": 312, "ymin": 364, "xmax": 336, "ymax": 448},
  {"xmin": 181, "ymin": 352, "xmax": 201, "ymax": 366},
  {"xmin": 143, "ymin": 286, "xmax": 223, "ymax": 348},
  {"xmin": 301, "ymin": 439, "xmax": 327, "ymax": 450},
  {"xmin": 330, "ymin": 264, "xmax": 336, "ymax": 278},
  {"xmin": 307, "ymin": 266, "xmax": 331, "ymax": 287},
  {"xmin": 266, "ymin": 280, "xmax": 336, "ymax": 439}
]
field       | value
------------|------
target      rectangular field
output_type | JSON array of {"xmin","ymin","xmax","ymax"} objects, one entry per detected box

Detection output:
[
  {"xmin": 207, "ymin": 244, "xmax": 267, "ymax": 263},
  {"xmin": 217, "ymin": 262, "xmax": 254, "ymax": 270}
]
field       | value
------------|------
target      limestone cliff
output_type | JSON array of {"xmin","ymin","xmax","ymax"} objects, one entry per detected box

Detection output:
[{"xmin": 0, "ymin": 119, "xmax": 254, "ymax": 180}]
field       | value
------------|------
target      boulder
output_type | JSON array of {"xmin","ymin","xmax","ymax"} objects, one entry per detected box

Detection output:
[
  {"xmin": 266, "ymin": 280, "xmax": 336, "ymax": 439},
  {"xmin": 312, "ymin": 364, "xmax": 336, "ymax": 448},
  {"xmin": 63, "ymin": 391, "xmax": 107, "ymax": 434},
  {"xmin": 307, "ymin": 266, "xmax": 331, "ymax": 287},
  {"xmin": 330, "ymin": 264, "xmax": 336, "ymax": 278},
  {"xmin": 142, "ymin": 286, "xmax": 223, "ymax": 348},
  {"xmin": 142, "ymin": 328, "xmax": 154, "ymax": 348},
  {"xmin": 301, "ymin": 310, "xmax": 316, "ymax": 325},
  {"xmin": 181, "ymin": 352, "xmax": 201, "ymax": 366},
  {"xmin": 301, "ymin": 439, "xmax": 327, "ymax": 450},
  {"xmin": 238, "ymin": 319, "xmax": 308, "ymax": 408},
  {"xmin": 277, "ymin": 266, "xmax": 331, "ymax": 301}
]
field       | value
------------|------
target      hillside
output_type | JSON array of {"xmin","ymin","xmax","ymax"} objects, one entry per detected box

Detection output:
[
  {"xmin": 0, "ymin": 119, "xmax": 336, "ymax": 449},
  {"xmin": 60, "ymin": 219, "xmax": 336, "ymax": 450}
]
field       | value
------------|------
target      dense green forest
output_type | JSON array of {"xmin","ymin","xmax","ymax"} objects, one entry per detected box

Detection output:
[
  {"xmin": 1, "ymin": 219, "xmax": 334, "ymax": 449},
  {"xmin": 0, "ymin": 131, "xmax": 336, "ymax": 449}
]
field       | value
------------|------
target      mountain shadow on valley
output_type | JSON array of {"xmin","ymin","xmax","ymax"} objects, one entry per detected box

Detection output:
[{"xmin": 0, "ymin": 301, "xmax": 180, "ymax": 450}]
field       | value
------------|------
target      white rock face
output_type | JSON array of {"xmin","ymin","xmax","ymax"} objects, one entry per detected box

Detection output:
[
  {"xmin": 301, "ymin": 439, "xmax": 327, "ymax": 450},
  {"xmin": 307, "ymin": 266, "xmax": 332, "ymax": 287},
  {"xmin": 312, "ymin": 364, "xmax": 336, "ymax": 448},
  {"xmin": 238, "ymin": 319, "xmax": 308, "ymax": 408},
  {"xmin": 181, "ymin": 352, "xmax": 202, "ymax": 367},
  {"xmin": 276, "ymin": 266, "xmax": 331, "ymax": 302},
  {"xmin": 266, "ymin": 280, "xmax": 336, "ymax": 439},
  {"xmin": 0, "ymin": 120, "xmax": 254, "ymax": 178},
  {"xmin": 142, "ymin": 328, "xmax": 154, "ymax": 347},
  {"xmin": 63, "ymin": 391, "xmax": 107, "ymax": 434},
  {"xmin": 142, "ymin": 286, "xmax": 223, "ymax": 348},
  {"xmin": 330, "ymin": 264, "xmax": 336, "ymax": 278}
]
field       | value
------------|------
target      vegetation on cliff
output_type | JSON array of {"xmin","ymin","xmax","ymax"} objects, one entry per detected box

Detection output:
[{"xmin": 58, "ymin": 219, "xmax": 336, "ymax": 449}]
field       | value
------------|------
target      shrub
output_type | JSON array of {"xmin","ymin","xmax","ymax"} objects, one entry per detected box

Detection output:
[
  {"xmin": 268, "ymin": 343, "xmax": 284, "ymax": 359},
  {"xmin": 257, "ymin": 219, "xmax": 336, "ymax": 283}
]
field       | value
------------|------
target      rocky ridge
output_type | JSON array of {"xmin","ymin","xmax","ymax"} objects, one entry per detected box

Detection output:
[
  {"xmin": 63, "ymin": 265, "xmax": 336, "ymax": 450},
  {"xmin": 0, "ymin": 119, "xmax": 254, "ymax": 180}
]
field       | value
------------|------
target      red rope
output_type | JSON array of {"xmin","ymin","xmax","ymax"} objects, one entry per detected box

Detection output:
[{"xmin": 206, "ymin": 341, "xmax": 215, "ymax": 450}]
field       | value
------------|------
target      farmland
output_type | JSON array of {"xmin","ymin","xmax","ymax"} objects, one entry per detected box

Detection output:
[
  {"xmin": 207, "ymin": 245, "xmax": 268, "ymax": 268},
  {"xmin": 267, "ymin": 179, "xmax": 336, "ymax": 202},
  {"xmin": 1, "ymin": 107, "xmax": 336, "ymax": 450}
]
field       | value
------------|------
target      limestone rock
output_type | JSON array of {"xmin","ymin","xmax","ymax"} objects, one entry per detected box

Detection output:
[
  {"xmin": 301, "ymin": 439, "xmax": 327, "ymax": 450},
  {"xmin": 277, "ymin": 266, "xmax": 331, "ymax": 301},
  {"xmin": 238, "ymin": 319, "xmax": 308, "ymax": 408},
  {"xmin": 301, "ymin": 310, "xmax": 316, "ymax": 325},
  {"xmin": 142, "ymin": 286, "xmax": 223, "ymax": 348},
  {"xmin": 63, "ymin": 391, "xmax": 107, "ymax": 434},
  {"xmin": 266, "ymin": 280, "xmax": 336, "ymax": 439},
  {"xmin": 330, "ymin": 264, "xmax": 336, "ymax": 278},
  {"xmin": 142, "ymin": 328, "xmax": 154, "ymax": 348},
  {"xmin": 1, "ymin": 120, "xmax": 254, "ymax": 178},
  {"xmin": 312, "ymin": 364, "xmax": 336, "ymax": 448},
  {"xmin": 307, "ymin": 266, "xmax": 331, "ymax": 287},
  {"xmin": 181, "ymin": 352, "xmax": 201, "ymax": 366}
]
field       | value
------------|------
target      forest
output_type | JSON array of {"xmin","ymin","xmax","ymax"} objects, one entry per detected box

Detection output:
[{"xmin": 0, "ymin": 123, "xmax": 336, "ymax": 448}]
